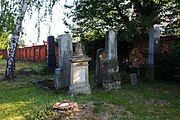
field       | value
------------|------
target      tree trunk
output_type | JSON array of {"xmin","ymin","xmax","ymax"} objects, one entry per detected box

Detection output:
[{"xmin": 4, "ymin": 0, "xmax": 30, "ymax": 79}]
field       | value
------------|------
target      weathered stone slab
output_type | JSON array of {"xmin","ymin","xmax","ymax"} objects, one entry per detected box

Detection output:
[
  {"xmin": 54, "ymin": 34, "xmax": 73, "ymax": 89},
  {"xmin": 147, "ymin": 25, "xmax": 161, "ymax": 81},
  {"xmin": 101, "ymin": 30, "xmax": 121, "ymax": 90},
  {"xmin": 148, "ymin": 25, "xmax": 161, "ymax": 66}
]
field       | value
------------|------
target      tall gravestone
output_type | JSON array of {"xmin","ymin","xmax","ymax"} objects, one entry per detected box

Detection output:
[
  {"xmin": 148, "ymin": 25, "xmax": 161, "ymax": 80},
  {"xmin": 101, "ymin": 30, "xmax": 121, "ymax": 90},
  {"xmin": 54, "ymin": 34, "xmax": 73, "ymax": 89},
  {"xmin": 47, "ymin": 36, "xmax": 56, "ymax": 73}
]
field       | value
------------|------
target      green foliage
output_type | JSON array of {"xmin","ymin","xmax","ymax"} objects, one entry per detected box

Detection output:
[
  {"xmin": 0, "ymin": 32, "xmax": 9, "ymax": 50},
  {"xmin": 0, "ymin": 1, "xmax": 16, "ymax": 34},
  {"xmin": 64, "ymin": 0, "xmax": 179, "ymax": 41},
  {"xmin": 159, "ymin": 42, "xmax": 180, "ymax": 82}
]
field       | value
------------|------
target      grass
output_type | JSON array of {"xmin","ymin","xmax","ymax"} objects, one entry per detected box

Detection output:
[{"xmin": 0, "ymin": 59, "xmax": 180, "ymax": 119}]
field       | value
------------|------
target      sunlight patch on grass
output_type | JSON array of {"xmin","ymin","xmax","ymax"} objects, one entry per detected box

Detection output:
[{"xmin": 0, "ymin": 101, "xmax": 31, "ymax": 120}]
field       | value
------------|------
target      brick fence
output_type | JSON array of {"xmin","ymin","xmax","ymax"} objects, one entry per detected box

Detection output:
[
  {"xmin": 129, "ymin": 35, "xmax": 179, "ymax": 67},
  {"xmin": 0, "ymin": 43, "xmax": 58, "ymax": 62}
]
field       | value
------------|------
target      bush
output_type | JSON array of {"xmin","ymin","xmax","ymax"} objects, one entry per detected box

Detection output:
[{"xmin": 158, "ymin": 42, "xmax": 180, "ymax": 82}]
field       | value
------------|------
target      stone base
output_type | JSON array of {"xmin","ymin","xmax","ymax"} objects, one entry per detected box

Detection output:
[
  {"xmin": 147, "ymin": 66, "xmax": 160, "ymax": 81},
  {"xmin": 102, "ymin": 81, "xmax": 121, "ymax": 90},
  {"xmin": 102, "ymin": 72, "xmax": 121, "ymax": 90},
  {"xmin": 69, "ymin": 84, "xmax": 91, "ymax": 94}
]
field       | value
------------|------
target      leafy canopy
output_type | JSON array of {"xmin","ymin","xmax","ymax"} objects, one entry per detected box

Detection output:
[{"xmin": 64, "ymin": 0, "xmax": 179, "ymax": 41}]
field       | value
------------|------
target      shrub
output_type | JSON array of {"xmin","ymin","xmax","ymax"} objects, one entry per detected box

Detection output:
[{"xmin": 158, "ymin": 42, "xmax": 180, "ymax": 82}]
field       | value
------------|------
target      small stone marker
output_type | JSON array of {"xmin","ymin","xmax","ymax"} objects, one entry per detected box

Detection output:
[
  {"xmin": 130, "ymin": 73, "xmax": 138, "ymax": 86},
  {"xmin": 69, "ymin": 43, "xmax": 91, "ymax": 94},
  {"xmin": 54, "ymin": 34, "xmax": 73, "ymax": 89}
]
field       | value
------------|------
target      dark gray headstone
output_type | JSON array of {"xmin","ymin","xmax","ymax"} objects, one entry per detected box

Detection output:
[{"xmin": 47, "ymin": 36, "xmax": 56, "ymax": 73}]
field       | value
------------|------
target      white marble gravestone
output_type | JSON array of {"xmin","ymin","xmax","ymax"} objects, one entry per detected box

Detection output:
[{"xmin": 69, "ymin": 43, "xmax": 91, "ymax": 94}]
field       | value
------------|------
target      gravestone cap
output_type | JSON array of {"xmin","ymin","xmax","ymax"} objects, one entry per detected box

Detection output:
[{"xmin": 71, "ymin": 42, "xmax": 91, "ymax": 62}]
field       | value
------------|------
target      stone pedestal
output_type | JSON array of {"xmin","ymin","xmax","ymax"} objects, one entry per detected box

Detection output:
[{"xmin": 69, "ymin": 43, "xmax": 91, "ymax": 94}]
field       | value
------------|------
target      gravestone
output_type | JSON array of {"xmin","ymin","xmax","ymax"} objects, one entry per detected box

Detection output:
[
  {"xmin": 47, "ymin": 36, "xmax": 56, "ymax": 73},
  {"xmin": 130, "ymin": 73, "xmax": 138, "ymax": 86},
  {"xmin": 54, "ymin": 34, "xmax": 73, "ymax": 89},
  {"xmin": 69, "ymin": 43, "xmax": 91, "ymax": 94},
  {"xmin": 148, "ymin": 25, "xmax": 161, "ymax": 80},
  {"xmin": 94, "ymin": 48, "xmax": 105, "ymax": 88},
  {"xmin": 101, "ymin": 30, "xmax": 121, "ymax": 90}
]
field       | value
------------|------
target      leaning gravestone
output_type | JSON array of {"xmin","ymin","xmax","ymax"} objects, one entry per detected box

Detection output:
[
  {"xmin": 148, "ymin": 25, "xmax": 161, "ymax": 80},
  {"xmin": 101, "ymin": 30, "xmax": 121, "ymax": 90},
  {"xmin": 69, "ymin": 42, "xmax": 91, "ymax": 94},
  {"xmin": 54, "ymin": 34, "xmax": 73, "ymax": 89}
]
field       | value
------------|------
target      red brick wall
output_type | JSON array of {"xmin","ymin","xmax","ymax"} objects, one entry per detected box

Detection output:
[
  {"xmin": 129, "ymin": 35, "xmax": 179, "ymax": 67},
  {"xmin": 0, "ymin": 44, "xmax": 58, "ymax": 62}
]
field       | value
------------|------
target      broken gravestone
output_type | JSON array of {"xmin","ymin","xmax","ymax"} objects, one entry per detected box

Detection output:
[{"xmin": 95, "ymin": 30, "xmax": 121, "ymax": 90}]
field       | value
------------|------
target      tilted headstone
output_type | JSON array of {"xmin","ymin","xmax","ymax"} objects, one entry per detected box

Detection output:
[
  {"xmin": 69, "ymin": 43, "xmax": 91, "ymax": 94},
  {"xmin": 54, "ymin": 34, "xmax": 73, "ymax": 89},
  {"xmin": 148, "ymin": 25, "xmax": 161, "ymax": 80},
  {"xmin": 47, "ymin": 36, "xmax": 56, "ymax": 73},
  {"xmin": 101, "ymin": 30, "xmax": 121, "ymax": 90},
  {"xmin": 94, "ymin": 48, "xmax": 105, "ymax": 88}
]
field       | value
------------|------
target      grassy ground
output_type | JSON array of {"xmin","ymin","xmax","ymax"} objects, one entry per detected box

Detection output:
[{"xmin": 0, "ymin": 59, "xmax": 180, "ymax": 120}]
